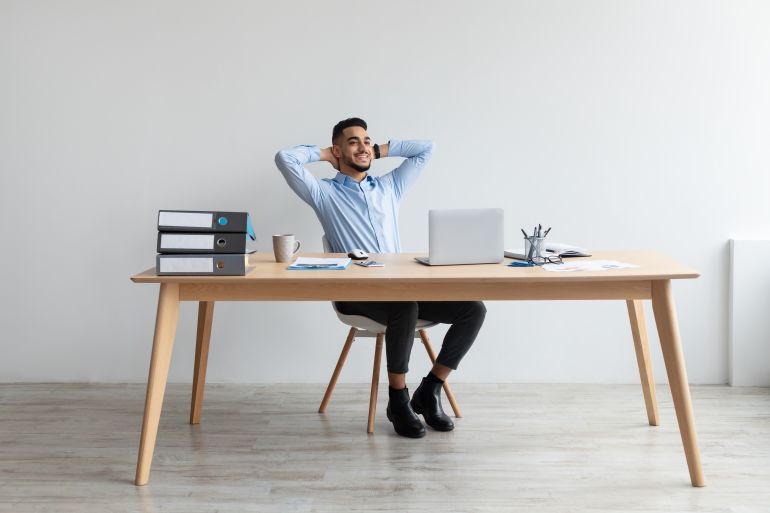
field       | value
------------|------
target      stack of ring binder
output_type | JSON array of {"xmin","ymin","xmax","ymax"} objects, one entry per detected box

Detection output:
[{"xmin": 155, "ymin": 210, "xmax": 256, "ymax": 276}]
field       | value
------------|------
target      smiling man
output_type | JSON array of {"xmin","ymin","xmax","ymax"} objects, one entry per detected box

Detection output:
[{"xmin": 275, "ymin": 117, "xmax": 486, "ymax": 438}]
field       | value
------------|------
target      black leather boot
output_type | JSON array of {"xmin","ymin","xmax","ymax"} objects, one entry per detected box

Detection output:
[
  {"xmin": 410, "ymin": 377, "xmax": 454, "ymax": 431},
  {"xmin": 386, "ymin": 387, "xmax": 426, "ymax": 438}
]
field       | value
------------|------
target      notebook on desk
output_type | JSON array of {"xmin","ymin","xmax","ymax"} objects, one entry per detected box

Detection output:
[
  {"xmin": 415, "ymin": 208, "xmax": 504, "ymax": 266},
  {"xmin": 505, "ymin": 242, "xmax": 592, "ymax": 260}
]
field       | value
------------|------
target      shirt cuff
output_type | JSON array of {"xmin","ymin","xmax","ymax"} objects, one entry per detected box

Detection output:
[
  {"xmin": 387, "ymin": 139, "xmax": 403, "ymax": 157},
  {"xmin": 305, "ymin": 145, "xmax": 321, "ymax": 162}
]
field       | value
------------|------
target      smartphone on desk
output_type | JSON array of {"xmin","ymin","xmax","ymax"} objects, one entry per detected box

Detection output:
[{"xmin": 355, "ymin": 260, "xmax": 384, "ymax": 267}]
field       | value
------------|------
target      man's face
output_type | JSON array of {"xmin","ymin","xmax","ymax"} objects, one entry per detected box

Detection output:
[{"xmin": 334, "ymin": 126, "xmax": 373, "ymax": 173}]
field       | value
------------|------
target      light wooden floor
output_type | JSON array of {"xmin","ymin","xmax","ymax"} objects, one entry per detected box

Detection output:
[{"xmin": 0, "ymin": 383, "xmax": 768, "ymax": 513}]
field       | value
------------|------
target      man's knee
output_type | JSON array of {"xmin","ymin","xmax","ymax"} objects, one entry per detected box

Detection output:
[
  {"xmin": 389, "ymin": 301, "xmax": 419, "ymax": 324},
  {"xmin": 467, "ymin": 301, "xmax": 487, "ymax": 322}
]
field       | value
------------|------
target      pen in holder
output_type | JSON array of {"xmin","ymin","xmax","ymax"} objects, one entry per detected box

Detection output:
[{"xmin": 524, "ymin": 235, "xmax": 547, "ymax": 265}]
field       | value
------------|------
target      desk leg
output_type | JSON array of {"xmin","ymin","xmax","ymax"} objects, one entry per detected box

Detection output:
[
  {"xmin": 626, "ymin": 300, "xmax": 659, "ymax": 426},
  {"xmin": 190, "ymin": 301, "xmax": 215, "ymax": 424},
  {"xmin": 651, "ymin": 280, "xmax": 705, "ymax": 487},
  {"xmin": 135, "ymin": 283, "xmax": 180, "ymax": 486}
]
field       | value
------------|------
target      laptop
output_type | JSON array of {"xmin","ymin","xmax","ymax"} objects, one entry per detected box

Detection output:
[{"xmin": 415, "ymin": 208, "xmax": 504, "ymax": 266}]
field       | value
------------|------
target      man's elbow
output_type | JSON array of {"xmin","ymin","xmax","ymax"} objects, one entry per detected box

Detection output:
[
  {"xmin": 419, "ymin": 140, "xmax": 436, "ymax": 160},
  {"xmin": 275, "ymin": 150, "xmax": 301, "ymax": 176},
  {"xmin": 416, "ymin": 140, "xmax": 436, "ymax": 162},
  {"xmin": 274, "ymin": 150, "xmax": 290, "ymax": 168}
]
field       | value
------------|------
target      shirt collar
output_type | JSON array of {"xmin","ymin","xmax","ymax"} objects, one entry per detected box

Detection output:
[{"xmin": 334, "ymin": 172, "xmax": 373, "ymax": 187}]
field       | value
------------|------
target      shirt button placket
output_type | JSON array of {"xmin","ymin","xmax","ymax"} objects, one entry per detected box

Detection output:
[{"xmin": 360, "ymin": 182, "xmax": 381, "ymax": 251}]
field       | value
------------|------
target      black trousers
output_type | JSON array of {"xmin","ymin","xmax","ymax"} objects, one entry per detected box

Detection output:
[{"xmin": 334, "ymin": 301, "xmax": 486, "ymax": 374}]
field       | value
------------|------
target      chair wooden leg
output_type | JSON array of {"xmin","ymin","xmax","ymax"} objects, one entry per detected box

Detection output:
[
  {"xmin": 368, "ymin": 334, "xmax": 384, "ymax": 433},
  {"xmin": 626, "ymin": 299, "xmax": 659, "ymax": 426},
  {"xmin": 418, "ymin": 329, "xmax": 463, "ymax": 418},
  {"xmin": 319, "ymin": 328, "xmax": 357, "ymax": 413},
  {"xmin": 190, "ymin": 301, "xmax": 215, "ymax": 424}
]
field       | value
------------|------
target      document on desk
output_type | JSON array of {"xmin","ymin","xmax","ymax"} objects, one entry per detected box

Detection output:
[
  {"xmin": 287, "ymin": 257, "xmax": 351, "ymax": 270},
  {"xmin": 542, "ymin": 260, "xmax": 639, "ymax": 272}
]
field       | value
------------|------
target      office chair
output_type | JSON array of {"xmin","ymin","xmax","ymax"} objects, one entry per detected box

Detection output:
[{"xmin": 318, "ymin": 236, "xmax": 462, "ymax": 433}]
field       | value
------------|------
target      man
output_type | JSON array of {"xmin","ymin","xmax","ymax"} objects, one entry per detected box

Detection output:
[{"xmin": 275, "ymin": 118, "xmax": 486, "ymax": 438}]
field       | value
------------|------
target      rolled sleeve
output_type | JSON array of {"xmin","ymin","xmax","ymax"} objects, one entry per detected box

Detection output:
[
  {"xmin": 274, "ymin": 145, "xmax": 324, "ymax": 208},
  {"xmin": 382, "ymin": 139, "xmax": 435, "ymax": 200}
]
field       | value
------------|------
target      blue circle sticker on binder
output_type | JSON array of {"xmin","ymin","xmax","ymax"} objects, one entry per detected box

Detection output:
[{"xmin": 217, "ymin": 216, "xmax": 228, "ymax": 226}]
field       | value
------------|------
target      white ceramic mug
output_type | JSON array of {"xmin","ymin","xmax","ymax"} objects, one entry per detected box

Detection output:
[{"xmin": 272, "ymin": 234, "xmax": 301, "ymax": 262}]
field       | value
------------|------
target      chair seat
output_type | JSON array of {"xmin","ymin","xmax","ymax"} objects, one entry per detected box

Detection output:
[{"xmin": 333, "ymin": 309, "xmax": 437, "ymax": 335}]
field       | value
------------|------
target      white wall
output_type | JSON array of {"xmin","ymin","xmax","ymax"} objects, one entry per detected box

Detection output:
[
  {"xmin": 2, "ymin": 1, "xmax": 769, "ymax": 384},
  {"xmin": 729, "ymin": 240, "xmax": 770, "ymax": 386}
]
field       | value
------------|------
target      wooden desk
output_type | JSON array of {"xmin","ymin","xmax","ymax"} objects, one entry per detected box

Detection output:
[{"xmin": 131, "ymin": 251, "xmax": 704, "ymax": 486}]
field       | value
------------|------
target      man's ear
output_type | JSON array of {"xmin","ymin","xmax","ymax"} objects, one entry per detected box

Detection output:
[{"xmin": 331, "ymin": 145, "xmax": 341, "ymax": 158}]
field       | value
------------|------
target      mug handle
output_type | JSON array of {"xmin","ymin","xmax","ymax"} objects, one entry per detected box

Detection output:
[{"xmin": 293, "ymin": 240, "xmax": 301, "ymax": 255}]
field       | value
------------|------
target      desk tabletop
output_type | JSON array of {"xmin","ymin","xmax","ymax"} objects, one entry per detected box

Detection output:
[{"xmin": 131, "ymin": 251, "xmax": 699, "ymax": 285}]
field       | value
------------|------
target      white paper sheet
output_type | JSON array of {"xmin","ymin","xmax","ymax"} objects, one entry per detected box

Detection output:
[
  {"xmin": 542, "ymin": 260, "xmax": 639, "ymax": 272},
  {"xmin": 292, "ymin": 257, "xmax": 351, "ymax": 266}
]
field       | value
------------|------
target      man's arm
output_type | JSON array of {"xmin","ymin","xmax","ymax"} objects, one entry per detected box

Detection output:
[
  {"xmin": 275, "ymin": 145, "xmax": 337, "ymax": 209},
  {"xmin": 379, "ymin": 139, "xmax": 435, "ymax": 200}
]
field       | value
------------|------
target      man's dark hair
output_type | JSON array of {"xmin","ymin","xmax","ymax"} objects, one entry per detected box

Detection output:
[{"xmin": 332, "ymin": 117, "xmax": 367, "ymax": 144}]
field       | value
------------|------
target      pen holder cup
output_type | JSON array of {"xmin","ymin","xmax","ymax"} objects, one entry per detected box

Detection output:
[{"xmin": 524, "ymin": 236, "xmax": 547, "ymax": 264}]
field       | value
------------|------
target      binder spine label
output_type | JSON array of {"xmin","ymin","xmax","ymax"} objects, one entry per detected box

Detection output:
[
  {"xmin": 159, "ymin": 211, "xmax": 213, "ymax": 228},
  {"xmin": 159, "ymin": 257, "xmax": 213, "ymax": 273},
  {"xmin": 160, "ymin": 234, "xmax": 215, "ymax": 250}
]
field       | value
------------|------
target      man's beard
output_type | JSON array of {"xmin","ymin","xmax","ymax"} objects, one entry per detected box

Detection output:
[{"xmin": 347, "ymin": 160, "xmax": 371, "ymax": 173}]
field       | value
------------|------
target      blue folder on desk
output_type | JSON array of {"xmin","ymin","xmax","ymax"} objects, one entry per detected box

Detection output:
[{"xmin": 287, "ymin": 257, "xmax": 351, "ymax": 270}]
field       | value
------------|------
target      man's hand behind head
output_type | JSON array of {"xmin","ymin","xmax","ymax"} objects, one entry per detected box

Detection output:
[{"xmin": 320, "ymin": 147, "xmax": 340, "ymax": 171}]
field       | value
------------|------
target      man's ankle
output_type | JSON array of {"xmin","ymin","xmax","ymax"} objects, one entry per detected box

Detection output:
[
  {"xmin": 425, "ymin": 371, "xmax": 445, "ymax": 385},
  {"xmin": 387, "ymin": 372, "xmax": 407, "ymax": 390}
]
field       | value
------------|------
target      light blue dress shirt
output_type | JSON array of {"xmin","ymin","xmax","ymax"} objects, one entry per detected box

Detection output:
[{"xmin": 275, "ymin": 139, "xmax": 434, "ymax": 253}]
